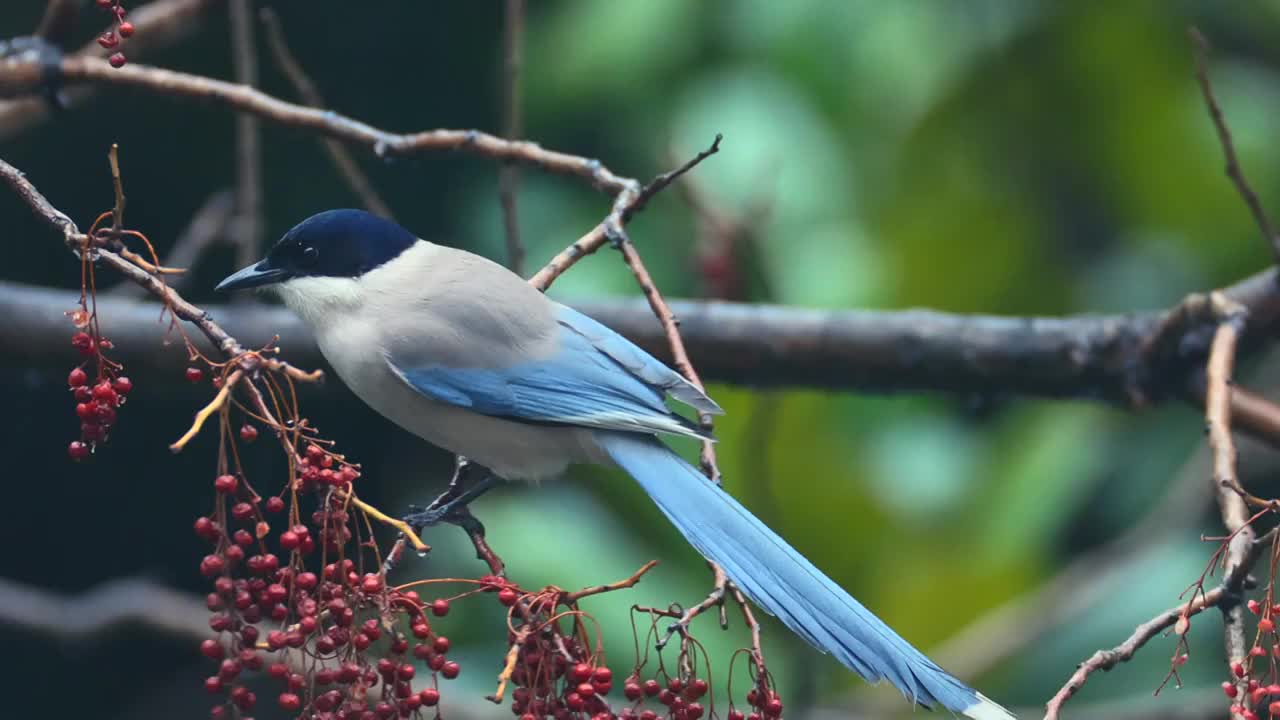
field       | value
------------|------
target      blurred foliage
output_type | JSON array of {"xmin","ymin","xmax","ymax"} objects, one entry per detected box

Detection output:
[{"xmin": 5, "ymin": 2, "xmax": 1280, "ymax": 719}]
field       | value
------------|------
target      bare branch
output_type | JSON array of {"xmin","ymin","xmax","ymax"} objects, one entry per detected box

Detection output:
[
  {"xmin": 108, "ymin": 190, "xmax": 234, "ymax": 298},
  {"xmin": 257, "ymin": 8, "xmax": 394, "ymax": 220},
  {"xmin": 1043, "ymin": 585, "xmax": 1234, "ymax": 720},
  {"xmin": 7, "ymin": 274, "xmax": 1280, "ymax": 437},
  {"xmin": 499, "ymin": 0, "xmax": 526, "ymax": 274},
  {"xmin": 0, "ymin": 575, "xmax": 209, "ymax": 641},
  {"xmin": 34, "ymin": 0, "xmax": 80, "ymax": 46},
  {"xmin": 1189, "ymin": 27, "xmax": 1280, "ymax": 262},
  {"xmin": 0, "ymin": 0, "xmax": 226, "ymax": 140},
  {"xmin": 229, "ymin": 0, "xmax": 263, "ymax": 271}
]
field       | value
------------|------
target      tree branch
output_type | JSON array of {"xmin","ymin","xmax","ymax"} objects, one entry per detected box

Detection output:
[
  {"xmin": 7, "ymin": 273, "xmax": 1280, "ymax": 435},
  {"xmin": 498, "ymin": 0, "xmax": 526, "ymax": 274},
  {"xmin": 0, "ymin": 0, "xmax": 226, "ymax": 140},
  {"xmin": 228, "ymin": 0, "xmax": 263, "ymax": 272},
  {"xmin": 257, "ymin": 8, "xmax": 394, "ymax": 220}
]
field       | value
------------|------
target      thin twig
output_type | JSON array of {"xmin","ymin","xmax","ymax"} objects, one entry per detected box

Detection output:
[
  {"xmin": 34, "ymin": 0, "xmax": 80, "ymax": 46},
  {"xmin": 109, "ymin": 190, "xmax": 234, "ymax": 298},
  {"xmin": 498, "ymin": 0, "xmax": 526, "ymax": 274},
  {"xmin": 1189, "ymin": 27, "xmax": 1280, "ymax": 262},
  {"xmin": 229, "ymin": 0, "xmax": 263, "ymax": 272},
  {"xmin": 257, "ymin": 8, "xmax": 394, "ymax": 220},
  {"xmin": 1043, "ymin": 585, "xmax": 1231, "ymax": 720},
  {"xmin": 563, "ymin": 560, "xmax": 659, "ymax": 603},
  {"xmin": 616, "ymin": 237, "xmax": 719, "ymax": 479},
  {"xmin": 170, "ymin": 368, "xmax": 242, "ymax": 451},
  {"xmin": 624, "ymin": 133, "xmax": 723, "ymax": 222}
]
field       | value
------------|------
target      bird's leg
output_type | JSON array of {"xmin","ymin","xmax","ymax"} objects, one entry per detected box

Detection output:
[{"xmin": 403, "ymin": 457, "xmax": 503, "ymax": 529}]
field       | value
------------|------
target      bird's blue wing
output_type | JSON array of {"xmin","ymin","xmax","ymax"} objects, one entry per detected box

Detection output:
[{"xmin": 386, "ymin": 305, "xmax": 716, "ymax": 438}]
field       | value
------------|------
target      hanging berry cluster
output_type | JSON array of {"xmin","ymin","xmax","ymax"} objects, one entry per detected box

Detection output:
[
  {"xmin": 65, "ymin": 237, "xmax": 130, "ymax": 460},
  {"xmin": 94, "ymin": 0, "xmax": 135, "ymax": 68},
  {"xmin": 1222, "ymin": 595, "xmax": 1280, "ymax": 720}
]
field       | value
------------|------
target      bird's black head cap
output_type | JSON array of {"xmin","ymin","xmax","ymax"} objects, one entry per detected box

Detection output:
[{"xmin": 217, "ymin": 209, "xmax": 417, "ymax": 291}]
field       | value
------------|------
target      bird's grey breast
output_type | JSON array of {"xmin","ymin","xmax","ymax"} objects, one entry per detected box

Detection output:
[{"xmin": 310, "ymin": 247, "xmax": 599, "ymax": 480}]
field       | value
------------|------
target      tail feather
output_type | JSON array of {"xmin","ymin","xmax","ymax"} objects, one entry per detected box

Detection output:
[{"xmin": 598, "ymin": 432, "xmax": 1015, "ymax": 720}]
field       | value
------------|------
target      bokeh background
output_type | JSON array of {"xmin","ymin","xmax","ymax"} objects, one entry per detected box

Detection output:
[{"xmin": 3, "ymin": 2, "xmax": 1280, "ymax": 718}]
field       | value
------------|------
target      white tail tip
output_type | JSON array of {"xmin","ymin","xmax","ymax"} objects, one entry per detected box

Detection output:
[{"xmin": 963, "ymin": 692, "xmax": 1017, "ymax": 720}]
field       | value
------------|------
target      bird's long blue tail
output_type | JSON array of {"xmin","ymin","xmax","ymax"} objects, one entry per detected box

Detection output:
[{"xmin": 598, "ymin": 433, "xmax": 1014, "ymax": 720}]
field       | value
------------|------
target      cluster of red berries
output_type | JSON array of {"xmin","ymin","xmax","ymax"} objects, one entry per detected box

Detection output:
[
  {"xmin": 94, "ymin": 0, "xmax": 135, "ymax": 68},
  {"xmin": 67, "ymin": 331, "xmax": 130, "ymax": 460},
  {"xmin": 1222, "ymin": 598, "xmax": 1280, "ymax": 719},
  {"xmin": 197, "ymin": 453, "xmax": 474, "ymax": 719},
  {"xmin": 296, "ymin": 443, "xmax": 362, "ymax": 492},
  {"xmin": 481, "ymin": 574, "xmax": 782, "ymax": 720}
]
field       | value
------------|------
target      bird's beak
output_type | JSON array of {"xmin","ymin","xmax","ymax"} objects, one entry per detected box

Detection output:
[{"xmin": 216, "ymin": 261, "xmax": 291, "ymax": 292}]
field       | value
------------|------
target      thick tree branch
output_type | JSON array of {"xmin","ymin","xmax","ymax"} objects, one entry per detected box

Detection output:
[
  {"xmin": 0, "ymin": 575, "xmax": 209, "ymax": 641},
  {"xmin": 6, "ymin": 275, "xmax": 1280, "ymax": 433},
  {"xmin": 0, "ymin": 0, "xmax": 225, "ymax": 140}
]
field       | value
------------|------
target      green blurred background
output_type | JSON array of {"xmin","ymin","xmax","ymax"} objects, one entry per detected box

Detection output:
[{"xmin": 3, "ymin": 2, "xmax": 1280, "ymax": 718}]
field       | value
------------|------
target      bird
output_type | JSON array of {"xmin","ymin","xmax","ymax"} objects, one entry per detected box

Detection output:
[{"xmin": 217, "ymin": 209, "xmax": 1015, "ymax": 720}]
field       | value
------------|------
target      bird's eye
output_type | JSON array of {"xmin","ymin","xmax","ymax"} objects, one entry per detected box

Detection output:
[{"xmin": 299, "ymin": 246, "xmax": 319, "ymax": 267}]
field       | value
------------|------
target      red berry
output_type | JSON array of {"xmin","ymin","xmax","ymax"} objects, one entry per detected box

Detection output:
[
  {"xmin": 624, "ymin": 683, "xmax": 643, "ymax": 701},
  {"xmin": 200, "ymin": 639, "xmax": 224, "ymax": 659},
  {"xmin": 214, "ymin": 474, "xmax": 237, "ymax": 494},
  {"xmin": 231, "ymin": 502, "xmax": 254, "ymax": 520},
  {"xmin": 764, "ymin": 697, "xmax": 783, "ymax": 717},
  {"xmin": 727, "ymin": 711, "xmax": 745, "ymax": 720},
  {"xmin": 96, "ymin": 403, "xmax": 117, "ymax": 426},
  {"xmin": 398, "ymin": 664, "xmax": 415, "ymax": 680},
  {"xmin": 686, "ymin": 678, "xmax": 708, "ymax": 699},
  {"xmin": 265, "ymin": 496, "xmax": 284, "ymax": 514},
  {"xmin": 577, "ymin": 682, "xmax": 596, "ymax": 698},
  {"xmin": 441, "ymin": 660, "xmax": 460, "ymax": 679},
  {"xmin": 296, "ymin": 572, "xmax": 318, "ymax": 591},
  {"xmin": 572, "ymin": 663, "xmax": 593, "ymax": 683},
  {"xmin": 236, "ymin": 423, "xmax": 259, "ymax": 443},
  {"xmin": 1234, "ymin": 662, "xmax": 1247, "ymax": 678},
  {"xmin": 498, "ymin": 587, "xmax": 518, "ymax": 606},
  {"xmin": 193, "ymin": 516, "xmax": 218, "ymax": 540},
  {"xmin": 108, "ymin": 52, "xmax": 126, "ymax": 68},
  {"xmin": 431, "ymin": 599, "xmax": 450, "ymax": 616},
  {"xmin": 71, "ymin": 332, "xmax": 94, "ymax": 355},
  {"xmin": 278, "ymin": 693, "xmax": 301, "ymax": 712},
  {"xmin": 74, "ymin": 386, "xmax": 93, "ymax": 402},
  {"xmin": 643, "ymin": 679, "xmax": 660, "ymax": 696},
  {"xmin": 420, "ymin": 688, "xmax": 440, "ymax": 707},
  {"xmin": 68, "ymin": 440, "xmax": 90, "ymax": 460},
  {"xmin": 433, "ymin": 636, "xmax": 450, "ymax": 654},
  {"xmin": 1261, "ymin": 618, "xmax": 1275, "ymax": 633},
  {"xmin": 230, "ymin": 686, "xmax": 255, "ymax": 710},
  {"xmin": 68, "ymin": 367, "xmax": 88, "ymax": 387},
  {"xmin": 119, "ymin": 21, "xmax": 135, "ymax": 37},
  {"xmin": 112, "ymin": 376, "xmax": 132, "ymax": 395},
  {"xmin": 687, "ymin": 702, "xmax": 705, "ymax": 719},
  {"xmin": 98, "ymin": 32, "xmax": 119, "ymax": 49},
  {"xmin": 185, "ymin": 367, "xmax": 204, "ymax": 383},
  {"xmin": 361, "ymin": 574, "xmax": 383, "ymax": 593},
  {"xmin": 75, "ymin": 402, "xmax": 96, "ymax": 420},
  {"xmin": 91, "ymin": 381, "xmax": 113, "ymax": 401},
  {"xmin": 200, "ymin": 554, "xmax": 226, "ymax": 577},
  {"xmin": 95, "ymin": 0, "xmax": 111, "ymax": 8},
  {"xmin": 204, "ymin": 676, "xmax": 223, "ymax": 694}
]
